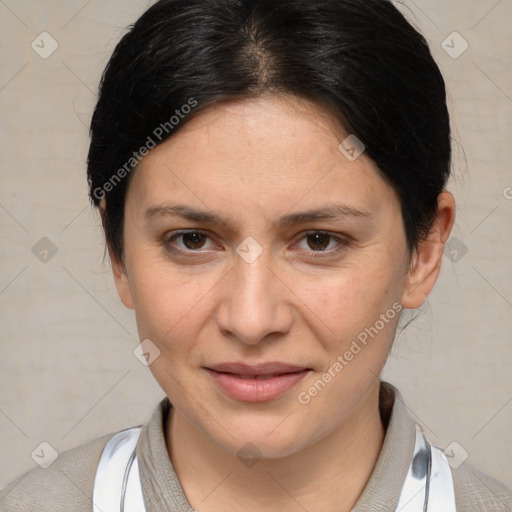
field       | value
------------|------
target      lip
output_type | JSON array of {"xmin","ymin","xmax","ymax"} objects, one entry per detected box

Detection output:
[{"xmin": 204, "ymin": 362, "xmax": 311, "ymax": 402}]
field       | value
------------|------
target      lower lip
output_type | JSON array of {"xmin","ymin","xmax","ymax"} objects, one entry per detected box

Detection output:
[{"xmin": 206, "ymin": 369, "xmax": 310, "ymax": 402}]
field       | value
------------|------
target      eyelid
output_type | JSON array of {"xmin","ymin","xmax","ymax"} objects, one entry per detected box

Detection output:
[
  {"xmin": 164, "ymin": 229, "xmax": 218, "ymax": 251},
  {"xmin": 162, "ymin": 229, "xmax": 350, "ymax": 257},
  {"xmin": 293, "ymin": 230, "xmax": 350, "ymax": 256}
]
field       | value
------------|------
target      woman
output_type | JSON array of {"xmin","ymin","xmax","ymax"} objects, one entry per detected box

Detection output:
[{"xmin": 1, "ymin": 0, "xmax": 511, "ymax": 510}]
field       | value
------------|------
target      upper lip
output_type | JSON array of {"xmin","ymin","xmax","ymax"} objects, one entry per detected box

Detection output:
[{"xmin": 205, "ymin": 362, "xmax": 310, "ymax": 376}]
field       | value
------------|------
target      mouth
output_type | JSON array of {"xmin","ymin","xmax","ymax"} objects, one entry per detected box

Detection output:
[{"xmin": 204, "ymin": 362, "xmax": 311, "ymax": 402}]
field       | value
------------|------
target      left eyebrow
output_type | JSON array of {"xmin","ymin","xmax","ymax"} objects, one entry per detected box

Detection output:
[
  {"xmin": 144, "ymin": 202, "xmax": 372, "ymax": 231},
  {"xmin": 277, "ymin": 204, "xmax": 372, "ymax": 226}
]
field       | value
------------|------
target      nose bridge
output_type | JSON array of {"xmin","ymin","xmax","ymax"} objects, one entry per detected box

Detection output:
[{"xmin": 217, "ymin": 246, "xmax": 292, "ymax": 345}]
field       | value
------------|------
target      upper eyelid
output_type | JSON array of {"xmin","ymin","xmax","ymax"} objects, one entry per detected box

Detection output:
[
  {"xmin": 166, "ymin": 229, "xmax": 347, "ymax": 251},
  {"xmin": 167, "ymin": 230, "xmax": 218, "ymax": 249}
]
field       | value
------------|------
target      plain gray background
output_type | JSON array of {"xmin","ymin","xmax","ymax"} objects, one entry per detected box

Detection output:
[{"xmin": 1, "ymin": 0, "xmax": 511, "ymax": 490}]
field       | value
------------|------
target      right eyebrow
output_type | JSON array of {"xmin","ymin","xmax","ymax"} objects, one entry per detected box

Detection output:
[{"xmin": 144, "ymin": 202, "xmax": 373, "ymax": 231}]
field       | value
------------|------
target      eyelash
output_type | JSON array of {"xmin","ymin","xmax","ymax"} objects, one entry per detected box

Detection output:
[{"xmin": 161, "ymin": 230, "xmax": 350, "ymax": 259}]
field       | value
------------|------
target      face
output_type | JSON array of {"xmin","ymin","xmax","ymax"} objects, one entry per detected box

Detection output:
[{"xmin": 112, "ymin": 94, "xmax": 427, "ymax": 459}]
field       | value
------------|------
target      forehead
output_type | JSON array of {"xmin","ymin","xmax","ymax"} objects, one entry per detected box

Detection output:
[{"xmin": 126, "ymin": 95, "xmax": 399, "ymax": 226}]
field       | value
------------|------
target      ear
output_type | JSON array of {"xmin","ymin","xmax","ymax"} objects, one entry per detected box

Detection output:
[
  {"xmin": 99, "ymin": 201, "xmax": 135, "ymax": 310},
  {"xmin": 401, "ymin": 191, "xmax": 456, "ymax": 309}
]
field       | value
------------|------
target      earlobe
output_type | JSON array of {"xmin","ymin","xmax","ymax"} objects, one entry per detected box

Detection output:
[
  {"xmin": 110, "ymin": 249, "xmax": 135, "ymax": 310},
  {"xmin": 401, "ymin": 191, "xmax": 456, "ymax": 309},
  {"xmin": 99, "ymin": 202, "xmax": 135, "ymax": 310}
]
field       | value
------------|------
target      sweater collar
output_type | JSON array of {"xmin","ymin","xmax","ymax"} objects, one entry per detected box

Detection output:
[{"xmin": 136, "ymin": 380, "xmax": 416, "ymax": 511}]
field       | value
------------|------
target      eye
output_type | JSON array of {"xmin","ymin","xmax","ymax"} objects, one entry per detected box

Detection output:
[
  {"xmin": 295, "ymin": 231, "xmax": 349, "ymax": 256},
  {"xmin": 161, "ymin": 229, "xmax": 349, "ymax": 259},
  {"xmin": 165, "ymin": 230, "xmax": 217, "ymax": 252}
]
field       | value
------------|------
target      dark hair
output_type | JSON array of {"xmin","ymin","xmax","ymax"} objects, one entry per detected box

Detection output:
[{"xmin": 87, "ymin": 0, "xmax": 451, "ymax": 264}]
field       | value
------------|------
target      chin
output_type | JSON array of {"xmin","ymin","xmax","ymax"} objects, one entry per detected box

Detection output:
[
  {"xmin": 219, "ymin": 431, "xmax": 307, "ymax": 461},
  {"xmin": 204, "ymin": 411, "xmax": 317, "ymax": 460}
]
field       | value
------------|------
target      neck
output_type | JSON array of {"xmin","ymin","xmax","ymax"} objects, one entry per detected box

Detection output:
[{"xmin": 166, "ymin": 380, "xmax": 385, "ymax": 512}]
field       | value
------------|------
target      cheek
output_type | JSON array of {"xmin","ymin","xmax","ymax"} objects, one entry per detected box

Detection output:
[
  {"xmin": 127, "ymin": 258, "xmax": 219, "ymax": 344},
  {"xmin": 129, "ymin": 269, "xmax": 215, "ymax": 399},
  {"xmin": 302, "ymin": 260, "xmax": 402, "ymax": 336}
]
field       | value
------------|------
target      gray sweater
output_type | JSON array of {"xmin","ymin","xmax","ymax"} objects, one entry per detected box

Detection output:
[{"xmin": 1, "ymin": 382, "xmax": 511, "ymax": 511}]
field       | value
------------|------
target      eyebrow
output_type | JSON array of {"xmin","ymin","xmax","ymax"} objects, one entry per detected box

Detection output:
[{"xmin": 144, "ymin": 203, "xmax": 372, "ymax": 230}]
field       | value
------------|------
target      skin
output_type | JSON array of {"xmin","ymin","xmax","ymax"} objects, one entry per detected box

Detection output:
[{"xmin": 105, "ymin": 94, "xmax": 455, "ymax": 511}]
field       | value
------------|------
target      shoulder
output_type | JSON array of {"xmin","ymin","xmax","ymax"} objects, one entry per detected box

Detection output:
[
  {"xmin": 452, "ymin": 461, "xmax": 512, "ymax": 511},
  {"xmin": 0, "ymin": 432, "xmax": 114, "ymax": 512}
]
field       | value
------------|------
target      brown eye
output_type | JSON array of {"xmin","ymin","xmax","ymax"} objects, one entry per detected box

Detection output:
[
  {"xmin": 295, "ymin": 231, "xmax": 349, "ymax": 259},
  {"xmin": 306, "ymin": 233, "xmax": 332, "ymax": 251},
  {"xmin": 164, "ymin": 230, "xmax": 214, "ymax": 253},
  {"xmin": 181, "ymin": 232, "xmax": 208, "ymax": 250}
]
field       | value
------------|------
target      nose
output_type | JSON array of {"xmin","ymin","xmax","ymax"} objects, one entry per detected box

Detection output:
[{"xmin": 215, "ymin": 251, "xmax": 293, "ymax": 346}]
